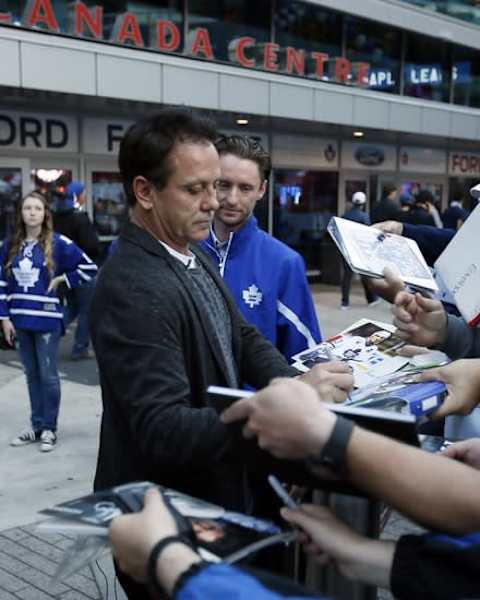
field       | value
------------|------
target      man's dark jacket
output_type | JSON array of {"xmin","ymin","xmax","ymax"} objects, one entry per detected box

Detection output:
[
  {"xmin": 90, "ymin": 222, "xmax": 295, "ymax": 510},
  {"xmin": 370, "ymin": 199, "xmax": 403, "ymax": 224},
  {"xmin": 53, "ymin": 208, "xmax": 100, "ymax": 261}
]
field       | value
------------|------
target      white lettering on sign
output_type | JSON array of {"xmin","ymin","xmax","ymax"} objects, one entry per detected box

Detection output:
[
  {"xmin": 408, "ymin": 66, "xmax": 442, "ymax": 86},
  {"xmin": 0, "ymin": 111, "xmax": 78, "ymax": 153},
  {"xmin": 368, "ymin": 71, "xmax": 395, "ymax": 88}
]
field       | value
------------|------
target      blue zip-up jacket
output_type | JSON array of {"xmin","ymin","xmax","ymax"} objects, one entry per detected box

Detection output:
[
  {"xmin": 177, "ymin": 563, "xmax": 323, "ymax": 599},
  {"xmin": 200, "ymin": 216, "xmax": 321, "ymax": 361},
  {"xmin": 176, "ymin": 531, "xmax": 480, "ymax": 599},
  {"xmin": 0, "ymin": 233, "xmax": 97, "ymax": 332}
]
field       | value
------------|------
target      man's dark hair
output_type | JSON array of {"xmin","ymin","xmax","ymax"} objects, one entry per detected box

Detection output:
[
  {"xmin": 415, "ymin": 189, "xmax": 434, "ymax": 205},
  {"xmin": 119, "ymin": 108, "xmax": 217, "ymax": 207},
  {"xmin": 215, "ymin": 135, "xmax": 271, "ymax": 181},
  {"xmin": 383, "ymin": 183, "xmax": 397, "ymax": 199}
]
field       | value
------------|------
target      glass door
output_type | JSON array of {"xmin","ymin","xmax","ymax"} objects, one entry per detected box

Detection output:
[
  {"xmin": 339, "ymin": 172, "xmax": 370, "ymax": 216},
  {"xmin": 86, "ymin": 160, "xmax": 128, "ymax": 241},
  {"xmin": 0, "ymin": 158, "xmax": 30, "ymax": 241},
  {"xmin": 398, "ymin": 177, "xmax": 447, "ymax": 211},
  {"xmin": 30, "ymin": 157, "xmax": 78, "ymax": 211}
]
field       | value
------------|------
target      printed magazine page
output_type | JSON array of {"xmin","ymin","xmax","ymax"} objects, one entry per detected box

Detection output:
[
  {"xmin": 328, "ymin": 217, "xmax": 438, "ymax": 293},
  {"xmin": 38, "ymin": 482, "xmax": 293, "ymax": 567},
  {"xmin": 291, "ymin": 319, "xmax": 409, "ymax": 387},
  {"xmin": 291, "ymin": 319, "xmax": 446, "ymax": 417}
]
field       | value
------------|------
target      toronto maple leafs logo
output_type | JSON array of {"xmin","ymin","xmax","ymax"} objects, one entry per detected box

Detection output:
[
  {"xmin": 12, "ymin": 257, "xmax": 40, "ymax": 292},
  {"xmin": 242, "ymin": 284, "xmax": 263, "ymax": 308}
]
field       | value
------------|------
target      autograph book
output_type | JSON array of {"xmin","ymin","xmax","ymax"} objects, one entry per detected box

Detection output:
[{"xmin": 328, "ymin": 216, "xmax": 438, "ymax": 293}]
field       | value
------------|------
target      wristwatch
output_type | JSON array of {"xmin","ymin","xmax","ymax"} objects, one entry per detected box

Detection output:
[{"xmin": 305, "ymin": 416, "xmax": 355, "ymax": 475}]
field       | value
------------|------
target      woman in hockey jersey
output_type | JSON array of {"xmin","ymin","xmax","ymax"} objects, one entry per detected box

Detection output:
[{"xmin": 0, "ymin": 191, "xmax": 97, "ymax": 452}]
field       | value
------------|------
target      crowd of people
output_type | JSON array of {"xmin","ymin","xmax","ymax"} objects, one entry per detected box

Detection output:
[{"xmin": 1, "ymin": 106, "xmax": 479, "ymax": 598}]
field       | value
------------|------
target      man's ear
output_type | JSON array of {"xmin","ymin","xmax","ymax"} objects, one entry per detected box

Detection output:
[
  {"xmin": 258, "ymin": 179, "xmax": 267, "ymax": 200},
  {"xmin": 132, "ymin": 176, "xmax": 154, "ymax": 210}
]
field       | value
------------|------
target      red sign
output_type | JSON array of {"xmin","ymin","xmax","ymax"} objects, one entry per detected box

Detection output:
[
  {"xmin": 450, "ymin": 153, "xmax": 480, "ymax": 175},
  {"xmin": 0, "ymin": 1, "xmax": 371, "ymax": 87}
]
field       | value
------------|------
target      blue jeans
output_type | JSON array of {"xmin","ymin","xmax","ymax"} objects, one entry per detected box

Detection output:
[
  {"xmin": 16, "ymin": 327, "xmax": 61, "ymax": 432},
  {"xmin": 64, "ymin": 280, "xmax": 95, "ymax": 356}
]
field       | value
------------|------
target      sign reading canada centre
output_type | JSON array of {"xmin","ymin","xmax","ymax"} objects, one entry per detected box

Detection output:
[{"xmin": 0, "ymin": 0, "xmax": 371, "ymax": 87}]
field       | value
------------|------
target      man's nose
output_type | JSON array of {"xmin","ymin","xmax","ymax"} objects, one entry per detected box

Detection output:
[
  {"xmin": 223, "ymin": 187, "xmax": 239, "ymax": 205},
  {"xmin": 203, "ymin": 185, "xmax": 219, "ymax": 211}
]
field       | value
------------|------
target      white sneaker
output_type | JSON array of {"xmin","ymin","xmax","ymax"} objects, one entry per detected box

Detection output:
[
  {"xmin": 11, "ymin": 428, "xmax": 41, "ymax": 447},
  {"xmin": 40, "ymin": 430, "xmax": 57, "ymax": 452}
]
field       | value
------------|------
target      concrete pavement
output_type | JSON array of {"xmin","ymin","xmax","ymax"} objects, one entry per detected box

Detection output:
[{"xmin": 0, "ymin": 282, "xmax": 398, "ymax": 599}]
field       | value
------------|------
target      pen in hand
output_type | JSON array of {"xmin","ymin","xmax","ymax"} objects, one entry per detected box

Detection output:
[{"xmin": 268, "ymin": 474, "xmax": 298, "ymax": 510}]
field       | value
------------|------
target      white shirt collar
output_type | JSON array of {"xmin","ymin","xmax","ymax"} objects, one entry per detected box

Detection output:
[{"xmin": 159, "ymin": 240, "xmax": 197, "ymax": 269}]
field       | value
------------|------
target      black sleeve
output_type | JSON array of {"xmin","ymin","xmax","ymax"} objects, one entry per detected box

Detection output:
[
  {"xmin": 237, "ymin": 317, "xmax": 298, "ymax": 389},
  {"xmin": 391, "ymin": 532, "xmax": 480, "ymax": 600},
  {"xmin": 401, "ymin": 224, "xmax": 454, "ymax": 266},
  {"xmin": 76, "ymin": 213, "xmax": 101, "ymax": 260}
]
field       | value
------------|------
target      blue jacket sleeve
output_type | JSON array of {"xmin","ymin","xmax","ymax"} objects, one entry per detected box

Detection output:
[
  {"xmin": 176, "ymin": 563, "xmax": 323, "ymax": 600},
  {"xmin": 391, "ymin": 531, "xmax": 480, "ymax": 600},
  {"xmin": 402, "ymin": 224, "xmax": 455, "ymax": 266},
  {"xmin": 55, "ymin": 235, "xmax": 98, "ymax": 289},
  {"xmin": 276, "ymin": 253, "xmax": 321, "ymax": 360}
]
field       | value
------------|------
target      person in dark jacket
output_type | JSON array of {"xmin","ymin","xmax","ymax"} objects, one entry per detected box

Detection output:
[
  {"xmin": 404, "ymin": 189, "xmax": 436, "ymax": 227},
  {"xmin": 53, "ymin": 181, "xmax": 100, "ymax": 359},
  {"xmin": 370, "ymin": 183, "xmax": 403, "ymax": 224},
  {"xmin": 442, "ymin": 198, "xmax": 468, "ymax": 230},
  {"xmin": 340, "ymin": 191, "xmax": 378, "ymax": 309},
  {"xmin": 90, "ymin": 108, "xmax": 353, "ymax": 599}
]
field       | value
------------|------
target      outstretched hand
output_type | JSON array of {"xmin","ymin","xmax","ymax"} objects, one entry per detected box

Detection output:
[
  {"xmin": 298, "ymin": 360, "xmax": 354, "ymax": 403},
  {"xmin": 281, "ymin": 504, "xmax": 394, "ymax": 588},
  {"xmin": 221, "ymin": 378, "xmax": 336, "ymax": 460},
  {"xmin": 392, "ymin": 291, "xmax": 447, "ymax": 348},
  {"xmin": 442, "ymin": 438, "xmax": 480, "ymax": 470},
  {"xmin": 109, "ymin": 488, "xmax": 179, "ymax": 583},
  {"xmin": 419, "ymin": 359, "xmax": 480, "ymax": 419},
  {"xmin": 367, "ymin": 265, "xmax": 405, "ymax": 304}
]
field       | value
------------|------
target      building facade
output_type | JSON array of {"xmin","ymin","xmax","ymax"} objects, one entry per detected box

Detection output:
[{"xmin": 0, "ymin": 0, "xmax": 479, "ymax": 273}]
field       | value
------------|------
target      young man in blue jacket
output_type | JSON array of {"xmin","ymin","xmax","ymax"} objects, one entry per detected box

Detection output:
[{"xmin": 201, "ymin": 135, "xmax": 321, "ymax": 361}]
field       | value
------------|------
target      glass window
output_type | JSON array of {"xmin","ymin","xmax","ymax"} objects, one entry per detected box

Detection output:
[
  {"xmin": 92, "ymin": 171, "xmax": 128, "ymax": 238},
  {"xmin": 272, "ymin": 170, "xmax": 338, "ymax": 273},
  {"xmin": 452, "ymin": 44, "xmax": 480, "ymax": 108},
  {"xmin": 274, "ymin": 2, "xmax": 342, "ymax": 82},
  {"xmin": 0, "ymin": 1, "xmax": 184, "ymax": 53},
  {"xmin": 0, "ymin": 167, "xmax": 22, "ymax": 240},
  {"xmin": 345, "ymin": 16, "xmax": 401, "ymax": 93},
  {"xmin": 404, "ymin": 32, "xmax": 450, "ymax": 102},
  {"xmin": 31, "ymin": 168, "xmax": 72, "ymax": 207},
  {"xmin": 398, "ymin": 1, "xmax": 480, "ymax": 28},
  {"xmin": 187, "ymin": 0, "xmax": 270, "ymax": 64},
  {"xmin": 275, "ymin": 2, "xmax": 342, "ymax": 58}
]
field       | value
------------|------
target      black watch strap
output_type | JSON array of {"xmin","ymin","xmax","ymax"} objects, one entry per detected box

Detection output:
[
  {"xmin": 147, "ymin": 535, "xmax": 194, "ymax": 596},
  {"xmin": 306, "ymin": 416, "xmax": 355, "ymax": 475}
]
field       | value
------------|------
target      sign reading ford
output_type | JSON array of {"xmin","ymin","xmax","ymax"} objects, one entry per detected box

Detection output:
[{"xmin": 0, "ymin": 0, "xmax": 371, "ymax": 88}]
